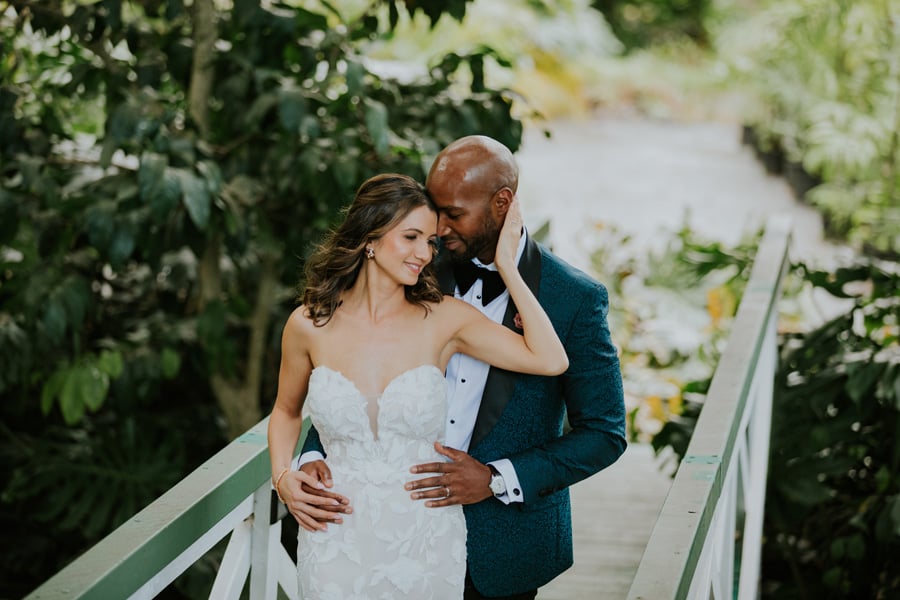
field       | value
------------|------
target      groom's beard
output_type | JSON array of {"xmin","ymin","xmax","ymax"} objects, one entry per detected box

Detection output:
[{"xmin": 444, "ymin": 214, "xmax": 501, "ymax": 265}]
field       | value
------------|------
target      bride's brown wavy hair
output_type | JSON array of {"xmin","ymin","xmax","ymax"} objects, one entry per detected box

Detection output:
[{"xmin": 300, "ymin": 173, "xmax": 444, "ymax": 325}]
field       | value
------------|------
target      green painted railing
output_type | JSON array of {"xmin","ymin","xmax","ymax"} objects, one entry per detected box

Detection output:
[
  {"xmin": 627, "ymin": 216, "xmax": 792, "ymax": 600},
  {"xmin": 26, "ymin": 418, "xmax": 309, "ymax": 600}
]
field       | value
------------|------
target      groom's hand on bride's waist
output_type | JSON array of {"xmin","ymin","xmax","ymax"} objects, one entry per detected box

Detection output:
[{"xmin": 406, "ymin": 442, "xmax": 493, "ymax": 508}]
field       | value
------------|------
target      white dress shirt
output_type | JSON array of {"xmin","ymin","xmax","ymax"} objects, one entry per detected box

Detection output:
[{"xmin": 443, "ymin": 230, "xmax": 528, "ymax": 504}]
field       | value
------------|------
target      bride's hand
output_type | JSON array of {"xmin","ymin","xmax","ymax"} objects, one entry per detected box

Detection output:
[
  {"xmin": 280, "ymin": 462, "xmax": 352, "ymax": 532},
  {"xmin": 495, "ymin": 196, "xmax": 523, "ymax": 275}
]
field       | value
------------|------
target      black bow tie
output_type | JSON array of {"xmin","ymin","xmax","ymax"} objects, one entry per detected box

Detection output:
[{"xmin": 452, "ymin": 261, "xmax": 506, "ymax": 306}]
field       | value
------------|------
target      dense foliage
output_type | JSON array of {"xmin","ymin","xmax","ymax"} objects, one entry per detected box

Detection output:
[
  {"xmin": 0, "ymin": 0, "xmax": 522, "ymax": 595},
  {"xmin": 734, "ymin": 0, "xmax": 900, "ymax": 256},
  {"xmin": 763, "ymin": 261, "xmax": 899, "ymax": 598}
]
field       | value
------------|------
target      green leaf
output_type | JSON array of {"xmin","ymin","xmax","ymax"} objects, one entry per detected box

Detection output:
[
  {"xmin": 42, "ymin": 301, "xmax": 67, "ymax": 342},
  {"xmin": 196, "ymin": 160, "xmax": 223, "ymax": 195},
  {"xmin": 332, "ymin": 154, "xmax": 358, "ymax": 190},
  {"xmin": 41, "ymin": 370, "xmax": 67, "ymax": 416},
  {"xmin": 345, "ymin": 61, "xmax": 365, "ymax": 97},
  {"xmin": 160, "ymin": 347, "xmax": 181, "ymax": 379},
  {"xmin": 85, "ymin": 202, "xmax": 116, "ymax": 250},
  {"xmin": 846, "ymin": 360, "xmax": 883, "ymax": 404},
  {"xmin": 177, "ymin": 169, "xmax": 211, "ymax": 230},
  {"xmin": 99, "ymin": 136, "xmax": 117, "ymax": 169},
  {"xmin": 830, "ymin": 537, "xmax": 845, "ymax": 559},
  {"xmin": 108, "ymin": 224, "xmax": 136, "ymax": 267},
  {"xmin": 138, "ymin": 152, "xmax": 168, "ymax": 201},
  {"xmin": 299, "ymin": 114, "xmax": 320, "ymax": 139},
  {"xmin": 59, "ymin": 368, "xmax": 86, "ymax": 425},
  {"xmin": 278, "ymin": 89, "xmax": 307, "ymax": 132},
  {"xmin": 388, "ymin": 0, "xmax": 398, "ymax": 29},
  {"xmin": 364, "ymin": 98, "xmax": 390, "ymax": 157},
  {"xmin": 469, "ymin": 54, "xmax": 485, "ymax": 93},
  {"xmin": 98, "ymin": 349, "xmax": 124, "ymax": 378},
  {"xmin": 147, "ymin": 168, "xmax": 183, "ymax": 219},
  {"xmin": 845, "ymin": 533, "xmax": 865, "ymax": 561},
  {"xmin": 78, "ymin": 363, "xmax": 109, "ymax": 412}
]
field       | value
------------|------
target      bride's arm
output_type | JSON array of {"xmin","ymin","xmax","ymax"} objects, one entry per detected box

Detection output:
[
  {"xmin": 267, "ymin": 308, "xmax": 348, "ymax": 532},
  {"xmin": 268, "ymin": 308, "xmax": 311, "ymax": 485},
  {"xmin": 447, "ymin": 198, "xmax": 568, "ymax": 376}
]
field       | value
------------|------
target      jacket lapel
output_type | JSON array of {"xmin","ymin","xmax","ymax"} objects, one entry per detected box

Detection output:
[{"xmin": 469, "ymin": 237, "xmax": 543, "ymax": 450}]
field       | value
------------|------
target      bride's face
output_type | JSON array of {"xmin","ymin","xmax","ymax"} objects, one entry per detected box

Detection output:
[{"xmin": 371, "ymin": 205, "xmax": 439, "ymax": 286}]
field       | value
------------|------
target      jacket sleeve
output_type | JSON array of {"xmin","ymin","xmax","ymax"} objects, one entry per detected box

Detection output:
[
  {"xmin": 300, "ymin": 422, "xmax": 325, "ymax": 456},
  {"xmin": 509, "ymin": 281, "xmax": 627, "ymax": 504}
]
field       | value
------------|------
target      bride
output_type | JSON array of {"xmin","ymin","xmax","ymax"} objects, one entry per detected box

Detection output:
[{"xmin": 267, "ymin": 173, "xmax": 567, "ymax": 598}]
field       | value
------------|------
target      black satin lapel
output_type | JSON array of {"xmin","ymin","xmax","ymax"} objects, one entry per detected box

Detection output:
[{"xmin": 470, "ymin": 238, "xmax": 544, "ymax": 450}]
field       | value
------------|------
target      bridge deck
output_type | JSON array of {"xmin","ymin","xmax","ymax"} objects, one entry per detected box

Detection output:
[{"xmin": 538, "ymin": 443, "xmax": 672, "ymax": 599}]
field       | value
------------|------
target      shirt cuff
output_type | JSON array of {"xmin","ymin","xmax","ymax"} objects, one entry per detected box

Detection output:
[
  {"xmin": 296, "ymin": 451, "xmax": 324, "ymax": 470},
  {"xmin": 488, "ymin": 458, "xmax": 524, "ymax": 504}
]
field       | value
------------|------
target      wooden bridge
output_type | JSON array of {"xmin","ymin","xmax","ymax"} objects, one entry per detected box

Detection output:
[
  {"xmin": 25, "ymin": 215, "xmax": 791, "ymax": 600},
  {"xmin": 538, "ymin": 443, "xmax": 672, "ymax": 599}
]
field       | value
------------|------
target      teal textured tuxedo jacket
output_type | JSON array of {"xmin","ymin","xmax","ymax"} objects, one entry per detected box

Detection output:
[
  {"xmin": 302, "ymin": 237, "xmax": 626, "ymax": 596},
  {"xmin": 441, "ymin": 236, "xmax": 626, "ymax": 596}
]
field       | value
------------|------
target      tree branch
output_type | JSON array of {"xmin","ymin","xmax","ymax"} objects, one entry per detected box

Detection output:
[{"xmin": 188, "ymin": 0, "xmax": 217, "ymax": 139}]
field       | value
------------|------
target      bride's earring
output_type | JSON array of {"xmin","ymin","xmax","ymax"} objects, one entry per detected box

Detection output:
[{"xmin": 366, "ymin": 246, "xmax": 375, "ymax": 259}]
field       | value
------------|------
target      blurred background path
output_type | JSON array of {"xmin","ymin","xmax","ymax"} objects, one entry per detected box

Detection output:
[{"xmin": 516, "ymin": 114, "xmax": 835, "ymax": 271}]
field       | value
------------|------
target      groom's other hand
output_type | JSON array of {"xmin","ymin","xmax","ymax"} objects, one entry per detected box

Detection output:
[
  {"xmin": 282, "ymin": 461, "xmax": 352, "ymax": 532},
  {"xmin": 407, "ymin": 442, "xmax": 492, "ymax": 507}
]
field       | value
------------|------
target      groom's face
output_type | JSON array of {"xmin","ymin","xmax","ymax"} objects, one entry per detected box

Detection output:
[{"xmin": 428, "ymin": 175, "xmax": 501, "ymax": 265}]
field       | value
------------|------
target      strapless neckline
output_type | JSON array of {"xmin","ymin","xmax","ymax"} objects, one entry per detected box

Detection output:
[{"xmin": 311, "ymin": 364, "xmax": 444, "ymax": 399}]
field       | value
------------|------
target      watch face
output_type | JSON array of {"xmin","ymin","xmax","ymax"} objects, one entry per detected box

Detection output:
[{"xmin": 490, "ymin": 475, "xmax": 506, "ymax": 495}]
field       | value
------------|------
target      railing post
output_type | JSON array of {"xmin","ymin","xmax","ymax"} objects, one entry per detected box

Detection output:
[
  {"xmin": 249, "ymin": 485, "xmax": 276, "ymax": 600},
  {"xmin": 737, "ymin": 314, "xmax": 776, "ymax": 599}
]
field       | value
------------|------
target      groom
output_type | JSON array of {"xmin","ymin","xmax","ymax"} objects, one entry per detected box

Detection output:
[
  {"xmin": 405, "ymin": 135, "xmax": 626, "ymax": 599},
  {"xmin": 296, "ymin": 135, "xmax": 626, "ymax": 599}
]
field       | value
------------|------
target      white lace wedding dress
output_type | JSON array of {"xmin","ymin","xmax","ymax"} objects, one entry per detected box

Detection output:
[{"xmin": 298, "ymin": 365, "xmax": 467, "ymax": 599}]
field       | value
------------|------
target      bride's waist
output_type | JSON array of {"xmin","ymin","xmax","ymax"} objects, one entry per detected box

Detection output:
[{"xmin": 324, "ymin": 446, "xmax": 444, "ymax": 480}]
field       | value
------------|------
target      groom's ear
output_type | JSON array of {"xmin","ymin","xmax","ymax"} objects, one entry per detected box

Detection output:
[{"xmin": 491, "ymin": 186, "xmax": 514, "ymax": 218}]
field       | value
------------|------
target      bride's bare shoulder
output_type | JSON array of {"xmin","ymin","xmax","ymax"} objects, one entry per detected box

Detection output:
[{"xmin": 284, "ymin": 305, "xmax": 320, "ymax": 339}]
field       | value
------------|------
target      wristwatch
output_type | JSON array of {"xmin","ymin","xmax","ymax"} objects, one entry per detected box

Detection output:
[{"xmin": 488, "ymin": 465, "xmax": 507, "ymax": 497}]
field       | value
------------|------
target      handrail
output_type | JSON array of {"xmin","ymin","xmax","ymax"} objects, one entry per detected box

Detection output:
[
  {"xmin": 627, "ymin": 215, "xmax": 792, "ymax": 600},
  {"xmin": 25, "ymin": 418, "xmax": 309, "ymax": 600}
]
